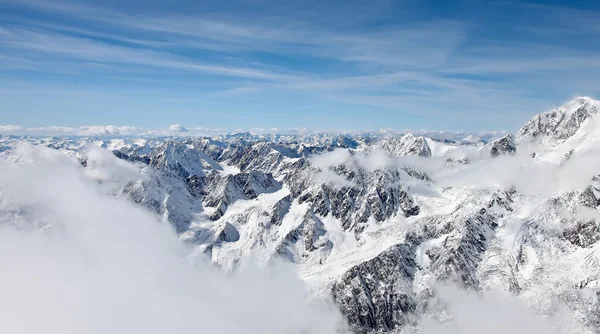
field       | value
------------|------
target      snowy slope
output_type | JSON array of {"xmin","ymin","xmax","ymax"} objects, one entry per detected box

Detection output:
[{"xmin": 1, "ymin": 97, "xmax": 600, "ymax": 333}]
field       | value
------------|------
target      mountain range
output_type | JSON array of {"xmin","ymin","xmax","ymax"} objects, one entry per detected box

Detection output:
[{"xmin": 1, "ymin": 97, "xmax": 600, "ymax": 333}]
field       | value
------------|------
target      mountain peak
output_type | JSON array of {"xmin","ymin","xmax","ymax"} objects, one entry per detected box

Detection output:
[
  {"xmin": 148, "ymin": 141, "xmax": 222, "ymax": 177},
  {"xmin": 380, "ymin": 134, "xmax": 431, "ymax": 157},
  {"xmin": 561, "ymin": 96, "xmax": 598, "ymax": 115},
  {"xmin": 517, "ymin": 96, "xmax": 600, "ymax": 145},
  {"xmin": 573, "ymin": 96, "xmax": 596, "ymax": 103},
  {"xmin": 490, "ymin": 134, "xmax": 516, "ymax": 157}
]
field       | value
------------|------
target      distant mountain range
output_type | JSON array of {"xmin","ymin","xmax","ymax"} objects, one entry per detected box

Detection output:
[{"xmin": 1, "ymin": 97, "xmax": 600, "ymax": 333}]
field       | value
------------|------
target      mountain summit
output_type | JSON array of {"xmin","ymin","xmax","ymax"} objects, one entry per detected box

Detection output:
[
  {"xmin": 518, "ymin": 96, "xmax": 600, "ymax": 145},
  {"xmin": 1, "ymin": 97, "xmax": 600, "ymax": 333}
]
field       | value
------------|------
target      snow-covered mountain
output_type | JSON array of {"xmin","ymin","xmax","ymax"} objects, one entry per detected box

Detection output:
[
  {"xmin": 518, "ymin": 97, "xmax": 600, "ymax": 145},
  {"xmin": 2, "ymin": 97, "xmax": 600, "ymax": 333}
]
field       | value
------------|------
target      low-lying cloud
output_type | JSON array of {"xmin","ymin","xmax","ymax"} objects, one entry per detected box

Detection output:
[
  {"xmin": 0, "ymin": 143, "xmax": 589, "ymax": 334},
  {"xmin": 310, "ymin": 141, "xmax": 600, "ymax": 197},
  {"xmin": 418, "ymin": 286, "xmax": 574, "ymax": 334},
  {"xmin": 0, "ymin": 124, "xmax": 506, "ymax": 141},
  {"xmin": 0, "ymin": 144, "xmax": 345, "ymax": 334}
]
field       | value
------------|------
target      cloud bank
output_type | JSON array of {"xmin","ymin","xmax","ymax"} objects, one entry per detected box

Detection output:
[
  {"xmin": 0, "ymin": 123, "xmax": 507, "ymax": 142},
  {"xmin": 417, "ymin": 286, "xmax": 573, "ymax": 334},
  {"xmin": 0, "ymin": 144, "xmax": 346, "ymax": 334},
  {"xmin": 0, "ymin": 143, "xmax": 584, "ymax": 334}
]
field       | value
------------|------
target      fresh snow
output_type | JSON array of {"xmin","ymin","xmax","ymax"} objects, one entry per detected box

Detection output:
[{"xmin": 1, "ymin": 97, "xmax": 600, "ymax": 333}]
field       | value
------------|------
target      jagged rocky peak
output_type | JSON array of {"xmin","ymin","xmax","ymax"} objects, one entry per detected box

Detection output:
[
  {"xmin": 294, "ymin": 164, "xmax": 420, "ymax": 235},
  {"xmin": 268, "ymin": 195, "xmax": 292, "ymax": 226},
  {"xmin": 188, "ymin": 137, "xmax": 227, "ymax": 161},
  {"xmin": 489, "ymin": 134, "xmax": 517, "ymax": 157},
  {"xmin": 380, "ymin": 134, "xmax": 432, "ymax": 157},
  {"xmin": 329, "ymin": 134, "xmax": 360, "ymax": 150},
  {"xmin": 181, "ymin": 221, "xmax": 240, "ymax": 247},
  {"xmin": 294, "ymin": 143, "xmax": 327, "ymax": 157},
  {"xmin": 148, "ymin": 140, "xmax": 222, "ymax": 178},
  {"xmin": 579, "ymin": 175, "xmax": 600, "ymax": 209},
  {"xmin": 220, "ymin": 140, "xmax": 299, "ymax": 175},
  {"xmin": 276, "ymin": 209, "xmax": 332, "ymax": 263},
  {"xmin": 332, "ymin": 188, "xmax": 514, "ymax": 333},
  {"xmin": 213, "ymin": 221, "xmax": 240, "ymax": 243},
  {"xmin": 333, "ymin": 243, "xmax": 418, "ymax": 332},
  {"xmin": 203, "ymin": 170, "xmax": 281, "ymax": 220},
  {"xmin": 120, "ymin": 170, "xmax": 201, "ymax": 234},
  {"xmin": 7, "ymin": 97, "xmax": 600, "ymax": 333},
  {"xmin": 517, "ymin": 96, "xmax": 600, "ymax": 144}
]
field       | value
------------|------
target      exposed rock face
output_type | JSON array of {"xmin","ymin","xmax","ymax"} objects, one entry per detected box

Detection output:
[
  {"xmin": 517, "ymin": 97, "xmax": 599, "ymax": 144},
  {"xmin": 214, "ymin": 222, "xmax": 240, "ymax": 243},
  {"xmin": 579, "ymin": 175, "xmax": 600, "ymax": 208},
  {"xmin": 380, "ymin": 134, "xmax": 432, "ymax": 157},
  {"xmin": 564, "ymin": 220, "xmax": 600, "ymax": 248},
  {"xmin": 294, "ymin": 167, "xmax": 420, "ymax": 233},
  {"xmin": 221, "ymin": 141, "xmax": 300, "ymax": 176},
  {"xmin": 269, "ymin": 195, "xmax": 292, "ymax": 226},
  {"xmin": 149, "ymin": 140, "xmax": 221, "ymax": 178},
  {"xmin": 333, "ymin": 188, "xmax": 513, "ymax": 333},
  {"xmin": 120, "ymin": 169, "xmax": 200, "ymax": 233},
  {"xmin": 276, "ymin": 210, "xmax": 332, "ymax": 263},
  {"xmin": 111, "ymin": 150, "xmax": 150, "ymax": 164},
  {"xmin": 490, "ymin": 134, "xmax": 517, "ymax": 157},
  {"xmin": 333, "ymin": 244, "xmax": 418, "ymax": 332},
  {"xmin": 203, "ymin": 171, "xmax": 281, "ymax": 220},
  {"xmin": 4, "ymin": 97, "xmax": 600, "ymax": 333},
  {"xmin": 189, "ymin": 137, "xmax": 227, "ymax": 161}
]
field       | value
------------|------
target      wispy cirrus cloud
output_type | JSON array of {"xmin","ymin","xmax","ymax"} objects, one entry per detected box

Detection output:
[
  {"xmin": 0, "ymin": 0, "xmax": 466, "ymax": 71},
  {"xmin": 0, "ymin": 27, "xmax": 297, "ymax": 81},
  {"xmin": 0, "ymin": 0, "xmax": 599, "ymax": 131}
]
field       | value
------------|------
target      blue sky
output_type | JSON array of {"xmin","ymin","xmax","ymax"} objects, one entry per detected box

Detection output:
[{"xmin": 0, "ymin": 0, "xmax": 599, "ymax": 132}]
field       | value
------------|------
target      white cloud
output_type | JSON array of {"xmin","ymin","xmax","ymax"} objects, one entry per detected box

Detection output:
[
  {"xmin": 418, "ymin": 286, "xmax": 573, "ymax": 334},
  {"xmin": 0, "ymin": 123, "xmax": 506, "ymax": 140},
  {"xmin": 1, "ymin": 0, "xmax": 599, "ymax": 130},
  {"xmin": 79, "ymin": 125, "xmax": 142, "ymax": 136},
  {"xmin": 7, "ymin": 125, "xmax": 143, "ymax": 137},
  {"xmin": 82, "ymin": 144, "xmax": 143, "ymax": 183},
  {"xmin": 0, "ymin": 125, "xmax": 22, "ymax": 132},
  {"xmin": 306, "ymin": 124, "xmax": 600, "ymax": 198},
  {"xmin": 167, "ymin": 124, "xmax": 188, "ymax": 132},
  {"xmin": 0, "ymin": 27, "xmax": 293, "ymax": 81},
  {"xmin": 0, "ymin": 143, "xmax": 346, "ymax": 334},
  {"xmin": 309, "ymin": 148, "xmax": 352, "ymax": 170},
  {"xmin": 0, "ymin": 124, "xmax": 206, "ymax": 137},
  {"xmin": 0, "ymin": 136, "xmax": 591, "ymax": 334},
  {"xmin": 0, "ymin": 0, "xmax": 465, "ymax": 70}
]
